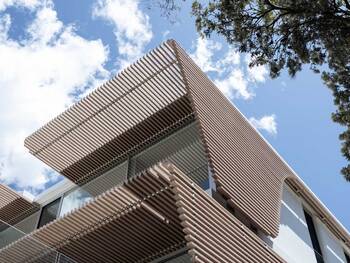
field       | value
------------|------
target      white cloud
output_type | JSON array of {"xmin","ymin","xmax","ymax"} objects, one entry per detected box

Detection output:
[
  {"xmin": 218, "ymin": 47, "xmax": 240, "ymax": 70},
  {"xmin": 0, "ymin": 13, "xmax": 10, "ymax": 40},
  {"xmin": 27, "ymin": 4, "xmax": 63, "ymax": 44},
  {"xmin": 249, "ymin": 115, "xmax": 277, "ymax": 135},
  {"xmin": 0, "ymin": 1, "xmax": 109, "ymax": 194},
  {"xmin": 190, "ymin": 37, "xmax": 222, "ymax": 73},
  {"xmin": 247, "ymin": 64, "xmax": 268, "ymax": 82},
  {"xmin": 0, "ymin": 0, "xmax": 40, "ymax": 11},
  {"xmin": 245, "ymin": 54, "xmax": 268, "ymax": 83},
  {"xmin": 214, "ymin": 69, "xmax": 252, "ymax": 100},
  {"xmin": 191, "ymin": 37, "xmax": 259, "ymax": 99},
  {"xmin": 92, "ymin": 0, "xmax": 152, "ymax": 70}
]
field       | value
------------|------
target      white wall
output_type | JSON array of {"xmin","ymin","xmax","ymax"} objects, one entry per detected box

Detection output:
[
  {"xmin": 34, "ymin": 178, "xmax": 75, "ymax": 206},
  {"xmin": 315, "ymin": 218, "xmax": 347, "ymax": 263},
  {"xmin": 271, "ymin": 185, "xmax": 318, "ymax": 263}
]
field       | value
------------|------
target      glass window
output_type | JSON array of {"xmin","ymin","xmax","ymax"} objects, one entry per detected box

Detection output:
[
  {"xmin": 59, "ymin": 188, "xmax": 92, "ymax": 217},
  {"xmin": 153, "ymin": 250, "xmax": 191, "ymax": 263},
  {"xmin": 164, "ymin": 253, "xmax": 191, "ymax": 262},
  {"xmin": 304, "ymin": 209, "xmax": 324, "ymax": 263},
  {"xmin": 345, "ymin": 252, "xmax": 350, "ymax": 263},
  {"xmin": 37, "ymin": 198, "xmax": 61, "ymax": 228},
  {"xmin": 129, "ymin": 122, "xmax": 209, "ymax": 188},
  {"xmin": 58, "ymin": 161, "xmax": 128, "ymax": 218}
]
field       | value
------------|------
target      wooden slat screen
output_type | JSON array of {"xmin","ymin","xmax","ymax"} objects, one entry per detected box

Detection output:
[
  {"xmin": 23, "ymin": 39, "xmax": 350, "ymax": 247},
  {"xmin": 0, "ymin": 164, "xmax": 285, "ymax": 263},
  {"xmin": 24, "ymin": 42, "xmax": 190, "ymax": 184},
  {"xmin": 0, "ymin": 185, "xmax": 39, "ymax": 227},
  {"xmin": 171, "ymin": 41, "xmax": 290, "ymax": 237},
  {"xmin": 169, "ymin": 40, "xmax": 350, "ymax": 244}
]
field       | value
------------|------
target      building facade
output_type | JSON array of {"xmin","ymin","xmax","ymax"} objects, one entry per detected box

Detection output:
[{"xmin": 0, "ymin": 40, "xmax": 349, "ymax": 263}]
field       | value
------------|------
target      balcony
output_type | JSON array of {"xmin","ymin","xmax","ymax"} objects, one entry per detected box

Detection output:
[
  {"xmin": 0, "ymin": 163, "xmax": 283, "ymax": 263},
  {"xmin": 0, "ymin": 164, "xmax": 189, "ymax": 262},
  {"xmin": 58, "ymin": 121, "xmax": 211, "ymax": 218},
  {"xmin": 0, "ymin": 184, "xmax": 39, "ymax": 250},
  {"xmin": 0, "ymin": 220, "xmax": 76, "ymax": 262},
  {"xmin": 0, "ymin": 121, "xmax": 212, "ymax": 261}
]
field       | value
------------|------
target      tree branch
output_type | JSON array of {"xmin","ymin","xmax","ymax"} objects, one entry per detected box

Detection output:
[
  {"xmin": 264, "ymin": 0, "xmax": 294, "ymax": 12},
  {"xmin": 265, "ymin": 12, "xmax": 291, "ymax": 28}
]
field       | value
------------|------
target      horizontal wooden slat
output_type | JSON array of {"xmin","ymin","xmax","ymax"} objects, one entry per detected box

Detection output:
[
  {"xmin": 22, "ymin": 39, "xmax": 350, "ymax": 251},
  {"xmin": 24, "ymin": 42, "xmax": 190, "ymax": 184},
  {"xmin": 169, "ymin": 40, "xmax": 350, "ymax": 244},
  {"xmin": 167, "ymin": 164, "xmax": 285, "ymax": 263},
  {"xmin": 0, "ymin": 185, "xmax": 39, "ymax": 227},
  {"xmin": 0, "ymin": 163, "xmax": 286, "ymax": 263}
]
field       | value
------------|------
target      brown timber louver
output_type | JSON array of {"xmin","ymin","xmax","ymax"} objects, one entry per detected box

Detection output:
[
  {"xmin": 169, "ymin": 41, "xmax": 350, "ymax": 243},
  {"xmin": 0, "ymin": 163, "xmax": 285, "ymax": 263},
  {"xmin": 0, "ymin": 184, "xmax": 39, "ymax": 227},
  {"xmin": 170, "ymin": 41, "xmax": 291, "ymax": 237},
  {"xmin": 24, "ymin": 42, "xmax": 189, "ymax": 183},
  {"xmin": 24, "ymin": 40, "xmax": 350, "ymax": 244}
]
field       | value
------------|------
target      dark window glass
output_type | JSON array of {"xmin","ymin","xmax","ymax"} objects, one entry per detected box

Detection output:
[
  {"xmin": 304, "ymin": 209, "xmax": 324, "ymax": 263},
  {"xmin": 250, "ymin": 225, "xmax": 258, "ymax": 235},
  {"xmin": 345, "ymin": 252, "xmax": 350, "ymax": 263},
  {"xmin": 37, "ymin": 198, "xmax": 61, "ymax": 228}
]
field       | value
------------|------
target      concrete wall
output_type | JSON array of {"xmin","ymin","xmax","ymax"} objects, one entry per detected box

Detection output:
[
  {"xmin": 271, "ymin": 185, "xmax": 318, "ymax": 263},
  {"xmin": 315, "ymin": 218, "xmax": 347, "ymax": 263}
]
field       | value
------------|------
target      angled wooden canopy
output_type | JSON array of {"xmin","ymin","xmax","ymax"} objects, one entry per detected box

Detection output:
[
  {"xmin": 25, "ymin": 43, "xmax": 190, "ymax": 185},
  {"xmin": 0, "ymin": 164, "xmax": 285, "ymax": 263},
  {"xmin": 24, "ymin": 40, "xmax": 350, "ymax": 244},
  {"xmin": 0, "ymin": 184, "xmax": 39, "ymax": 227}
]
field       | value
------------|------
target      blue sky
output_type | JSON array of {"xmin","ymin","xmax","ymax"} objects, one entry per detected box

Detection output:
[{"xmin": 0, "ymin": 0, "xmax": 348, "ymax": 231}]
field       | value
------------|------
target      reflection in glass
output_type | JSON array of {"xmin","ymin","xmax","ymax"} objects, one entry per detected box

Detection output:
[
  {"xmin": 0, "ymin": 223, "xmax": 25, "ymax": 249},
  {"xmin": 128, "ymin": 122, "xmax": 209, "ymax": 188},
  {"xmin": 38, "ymin": 198, "xmax": 61, "ymax": 228},
  {"xmin": 0, "ymin": 219, "xmax": 76, "ymax": 262},
  {"xmin": 58, "ymin": 161, "xmax": 128, "ymax": 218},
  {"xmin": 59, "ymin": 188, "xmax": 92, "ymax": 217}
]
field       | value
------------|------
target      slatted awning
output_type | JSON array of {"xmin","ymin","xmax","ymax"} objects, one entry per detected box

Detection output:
[
  {"xmin": 0, "ymin": 184, "xmax": 39, "ymax": 227},
  {"xmin": 24, "ymin": 43, "xmax": 190, "ymax": 185},
  {"xmin": 0, "ymin": 164, "xmax": 285, "ymax": 263},
  {"xmin": 24, "ymin": 40, "xmax": 350, "ymax": 245},
  {"xmin": 24, "ymin": 39, "xmax": 289, "ymax": 237}
]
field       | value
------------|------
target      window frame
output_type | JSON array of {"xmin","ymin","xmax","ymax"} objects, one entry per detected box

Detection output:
[
  {"xmin": 345, "ymin": 251, "xmax": 350, "ymax": 263},
  {"xmin": 303, "ymin": 208, "xmax": 324, "ymax": 263},
  {"xmin": 36, "ymin": 197, "xmax": 62, "ymax": 229}
]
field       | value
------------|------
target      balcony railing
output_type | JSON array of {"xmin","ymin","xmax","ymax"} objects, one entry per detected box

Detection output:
[
  {"xmin": 59, "ymin": 161, "xmax": 128, "ymax": 217},
  {"xmin": 59, "ymin": 122, "xmax": 210, "ymax": 218},
  {"xmin": 0, "ymin": 122, "xmax": 210, "ymax": 260},
  {"xmin": 0, "ymin": 220, "xmax": 25, "ymax": 250},
  {"xmin": 0, "ymin": 219, "xmax": 76, "ymax": 262},
  {"xmin": 58, "ymin": 161, "xmax": 210, "ymax": 219}
]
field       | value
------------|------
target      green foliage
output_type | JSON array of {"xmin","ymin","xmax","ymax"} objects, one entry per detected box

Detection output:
[{"xmin": 162, "ymin": 0, "xmax": 350, "ymax": 180}]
